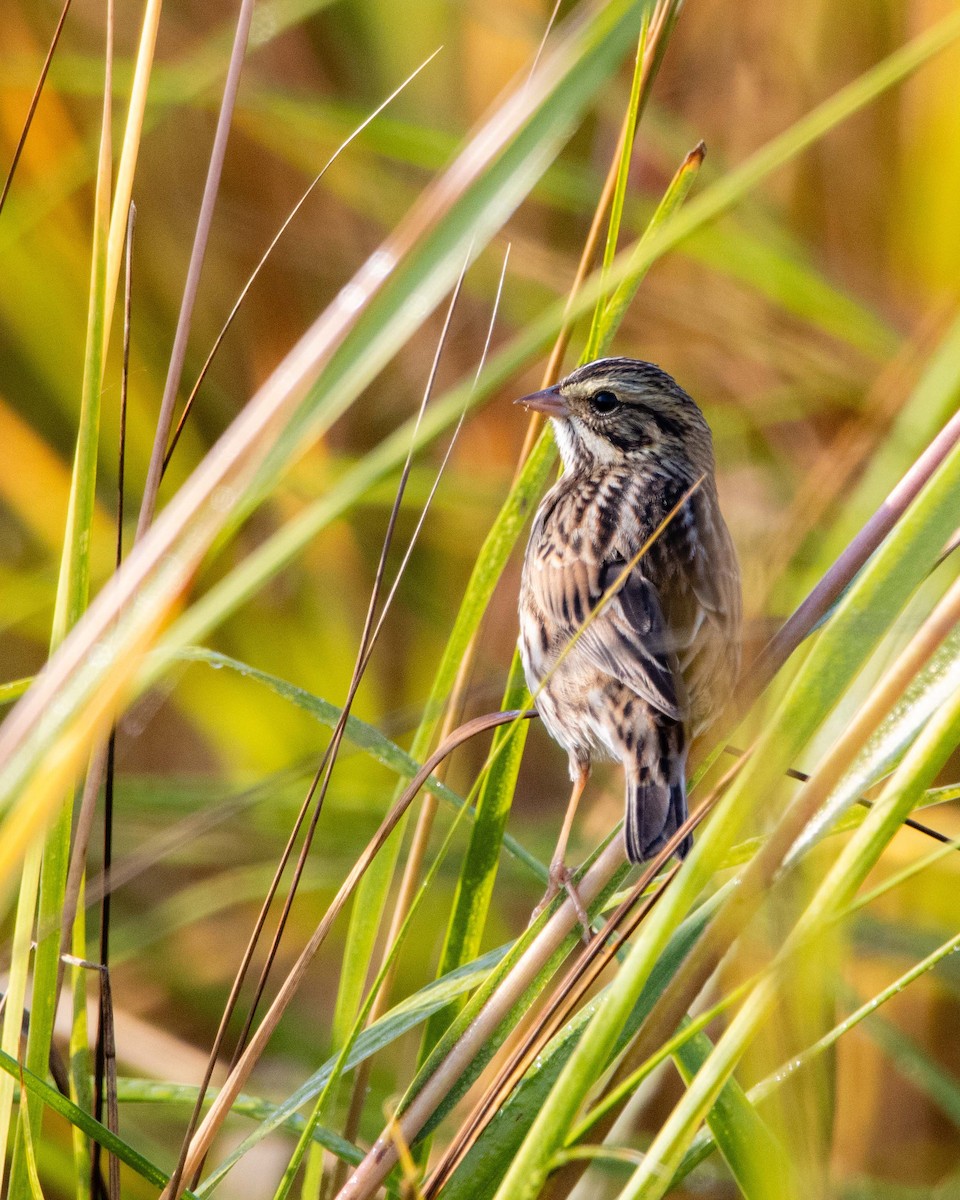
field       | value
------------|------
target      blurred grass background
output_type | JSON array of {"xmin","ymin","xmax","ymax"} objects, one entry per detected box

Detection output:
[{"xmin": 1, "ymin": 1, "xmax": 959, "ymax": 1196}]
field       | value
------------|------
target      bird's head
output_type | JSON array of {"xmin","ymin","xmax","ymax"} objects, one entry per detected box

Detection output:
[{"xmin": 515, "ymin": 357, "xmax": 714, "ymax": 476}]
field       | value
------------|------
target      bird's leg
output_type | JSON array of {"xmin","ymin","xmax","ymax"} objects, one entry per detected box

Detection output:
[{"xmin": 531, "ymin": 763, "xmax": 592, "ymax": 941}]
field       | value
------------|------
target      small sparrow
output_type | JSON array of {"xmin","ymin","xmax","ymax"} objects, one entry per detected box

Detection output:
[{"xmin": 516, "ymin": 358, "xmax": 741, "ymax": 915}]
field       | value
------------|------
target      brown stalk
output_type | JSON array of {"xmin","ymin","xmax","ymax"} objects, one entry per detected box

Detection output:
[
  {"xmin": 94, "ymin": 207, "xmax": 133, "ymax": 1177},
  {"xmin": 59, "ymin": 956, "xmax": 121, "ymax": 1200},
  {"xmin": 98, "ymin": 967, "xmax": 121, "ymax": 1200},
  {"xmin": 0, "ymin": 0, "xmax": 73, "ymax": 214},
  {"xmin": 136, "ymin": 0, "xmax": 255, "ymax": 539},
  {"xmin": 228, "ymin": 260, "xmax": 471, "ymax": 1038},
  {"xmin": 755, "ymin": 396, "xmax": 960, "ymax": 687}
]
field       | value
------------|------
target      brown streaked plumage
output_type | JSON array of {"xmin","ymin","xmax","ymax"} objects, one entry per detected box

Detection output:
[{"xmin": 516, "ymin": 357, "xmax": 740, "ymax": 895}]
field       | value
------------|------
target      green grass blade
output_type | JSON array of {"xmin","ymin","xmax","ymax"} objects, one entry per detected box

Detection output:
[
  {"xmin": 593, "ymin": 141, "xmax": 703, "ymax": 357},
  {"xmin": 0, "ymin": 1051, "xmax": 201, "ymax": 1198},
  {"xmin": 672, "ymin": 1029, "xmax": 796, "ymax": 1200},
  {"xmin": 3, "ymin": 14, "xmax": 114, "ymax": 1193},
  {"xmin": 582, "ymin": 15, "xmax": 648, "ymax": 359},
  {"xmin": 419, "ymin": 653, "xmax": 531, "ymax": 1060},
  {"xmin": 113, "ymin": 1077, "xmax": 365, "ymax": 1169},
  {"xmin": 174, "ymin": 646, "xmax": 545, "ymax": 879},
  {"xmin": 0, "ymin": 677, "xmax": 32, "ymax": 705},
  {"xmin": 673, "ymin": 931, "xmax": 960, "ymax": 1186}
]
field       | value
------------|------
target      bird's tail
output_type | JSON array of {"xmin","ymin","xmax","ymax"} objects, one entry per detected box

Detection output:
[{"xmin": 624, "ymin": 723, "xmax": 691, "ymax": 863}]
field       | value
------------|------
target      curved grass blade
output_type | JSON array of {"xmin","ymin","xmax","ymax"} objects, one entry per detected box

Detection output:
[
  {"xmin": 332, "ymin": 247, "xmax": 511, "ymax": 1114},
  {"xmin": 177, "ymin": 254, "xmax": 478, "ymax": 1200},
  {"xmin": 173, "ymin": 646, "xmax": 546, "ymax": 880},
  {"xmin": 113, "ymin": 1077, "xmax": 365, "ymax": 1171}
]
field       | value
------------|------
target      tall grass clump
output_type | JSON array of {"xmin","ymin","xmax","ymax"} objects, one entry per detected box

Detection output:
[{"xmin": 1, "ymin": 2, "xmax": 959, "ymax": 1199}]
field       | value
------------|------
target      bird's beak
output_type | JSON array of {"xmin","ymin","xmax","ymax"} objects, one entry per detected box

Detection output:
[{"xmin": 513, "ymin": 384, "xmax": 569, "ymax": 417}]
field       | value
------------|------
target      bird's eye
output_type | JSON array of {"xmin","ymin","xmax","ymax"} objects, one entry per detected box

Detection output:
[{"xmin": 589, "ymin": 389, "xmax": 620, "ymax": 415}]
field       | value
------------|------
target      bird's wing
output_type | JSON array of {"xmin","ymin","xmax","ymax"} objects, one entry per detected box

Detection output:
[
  {"xmin": 661, "ymin": 489, "xmax": 742, "ymax": 729},
  {"xmin": 678, "ymin": 491, "xmax": 739, "ymax": 624},
  {"xmin": 531, "ymin": 543, "xmax": 686, "ymax": 722},
  {"xmin": 590, "ymin": 557, "xmax": 687, "ymax": 719}
]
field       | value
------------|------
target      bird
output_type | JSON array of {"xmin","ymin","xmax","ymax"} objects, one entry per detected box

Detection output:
[{"xmin": 516, "ymin": 357, "xmax": 741, "ymax": 922}]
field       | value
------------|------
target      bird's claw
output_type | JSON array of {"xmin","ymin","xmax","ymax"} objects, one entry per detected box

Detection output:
[{"xmin": 530, "ymin": 865, "xmax": 593, "ymax": 943}]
